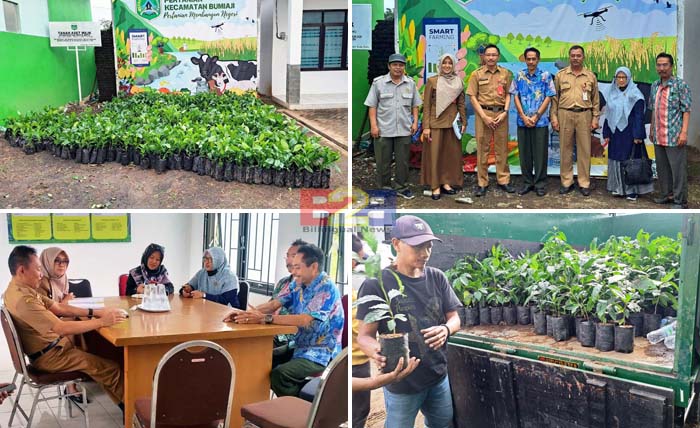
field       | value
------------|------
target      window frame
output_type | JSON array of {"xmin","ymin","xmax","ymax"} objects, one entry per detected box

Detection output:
[
  {"xmin": 2, "ymin": 0, "xmax": 21, "ymax": 34},
  {"xmin": 300, "ymin": 9, "xmax": 348, "ymax": 72}
]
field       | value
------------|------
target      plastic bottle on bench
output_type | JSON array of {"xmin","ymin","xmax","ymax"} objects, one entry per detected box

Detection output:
[{"xmin": 646, "ymin": 321, "xmax": 677, "ymax": 344}]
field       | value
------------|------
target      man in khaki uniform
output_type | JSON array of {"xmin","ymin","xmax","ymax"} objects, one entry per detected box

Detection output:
[
  {"xmin": 467, "ymin": 44, "xmax": 514, "ymax": 196},
  {"xmin": 365, "ymin": 53, "xmax": 422, "ymax": 200},
  {"xmin": 550, "ymin": 45, "xmax": 600, "ymax": 196},
  {"xmin": 4, "ymin": 245, "xmax": 126, "ymax": 406}
]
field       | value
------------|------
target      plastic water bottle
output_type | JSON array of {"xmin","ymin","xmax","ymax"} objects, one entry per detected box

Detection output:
[
  {"xmin": 646, "ymin": 321, "xmax": 677, "ymax": 344},
  {"xmin": 660, "ymin": 316, "xmax": 676, "ymax": 327},
  {"xmin": 157, "ymin": 284, "xmax": 169, "ymax": 310},
  {"xmin": 663, "ymin": 334, "xmax": 675, "ymax": 350},
  {"xmin": 144, "ymin": 283, "xmax": 154, "ymax": 310}
]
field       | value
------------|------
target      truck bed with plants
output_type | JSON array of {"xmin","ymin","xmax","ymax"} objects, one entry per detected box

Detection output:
[
  {"xmin": 2, "ymin": 92, "xmax": 340, "ymax": 188},
  {"xmin": 446, "ymin": 229, "xmax": 679, "ymax": 369},
  {"xmin": 406, "ymin": 212, "xmax": 700, "ymax": 428}
]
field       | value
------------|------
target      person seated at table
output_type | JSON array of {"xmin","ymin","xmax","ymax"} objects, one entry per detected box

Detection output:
[
  {"xmin": 38, "ymin": 247, "xmax": 74, "ymax": 303},
  {"xmin": 4, "ymin": 246, "xmax": 126, "ymax": 408},
  {"xmin": 180, "ymin": 247, "xmax": 241, "ymax": 308},
  {"xmin": 38, "ymin": 247, "xmax": 87, "ymax": 399},
  {"xmin": 271, "ymin": 238, "xmax": 308, "ymax": 366},
  {"xmin": 224, "ymin": 244, "xmax": 344, "ymax": 397},
  {"xmin": 126, "ymin": 243, "xmax": 174, "ymax": 296}
]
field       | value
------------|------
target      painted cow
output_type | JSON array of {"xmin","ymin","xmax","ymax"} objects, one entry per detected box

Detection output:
[{"xmin": 190, "ymin": 53, "xmax": 257, "ymax": 94}]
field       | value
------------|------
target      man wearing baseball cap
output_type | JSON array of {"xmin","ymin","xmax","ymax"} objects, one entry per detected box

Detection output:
[
  {"xmin": 356, "ymin": 215, "xmax": 462, "ymax": 428},
  {"xmin": 364, "ymin": 53, "xmax": 422, "ymax": 200}
]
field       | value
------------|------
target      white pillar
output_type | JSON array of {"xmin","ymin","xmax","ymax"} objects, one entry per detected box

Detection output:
[
  {"xmin": 287, "ymin": 0, "xmax": 302, "ymax": 66},
  {"xmin": 286, "ymin": 0, "xmax": 303, "ymax": 105}
]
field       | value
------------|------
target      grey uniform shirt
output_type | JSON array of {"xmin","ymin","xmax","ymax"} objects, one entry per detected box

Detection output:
[{"xmin": 364, "ymin": 73, "xmax": 422, "ymax": 138}]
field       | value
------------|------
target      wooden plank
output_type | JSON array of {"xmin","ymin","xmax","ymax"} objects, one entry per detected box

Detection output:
[{"xmin": 489, "ymin": 357, "xmax": 519, "ymax": 428}]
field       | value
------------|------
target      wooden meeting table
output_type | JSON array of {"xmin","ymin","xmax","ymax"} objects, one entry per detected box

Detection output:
[{"xmin": 86, "ymin": 296, "xmax": 296, "ymax": 428}]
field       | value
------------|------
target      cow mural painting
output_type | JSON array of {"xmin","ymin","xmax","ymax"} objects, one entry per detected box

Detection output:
[
  {"xmin": 114, "ymin": 0, "xmax": 258, "ymax": 95},
  {"xmin": 396, "ymin": 0, "xmax": 679, "ymax": 177}
]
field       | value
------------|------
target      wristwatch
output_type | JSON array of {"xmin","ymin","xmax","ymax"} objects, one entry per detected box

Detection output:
[{"xmin": 264, "ymin": 314, "xmax": 273, "ymax": 324}]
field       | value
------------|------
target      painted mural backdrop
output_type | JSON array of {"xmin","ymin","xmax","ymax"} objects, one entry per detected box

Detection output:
[
  {"xmin": 114, "ymin": 0, "xmax": 257, "ymax": 95},
  {"xmin": 398, "ymin": 0, "xmax": 678, "ymax": 177}
]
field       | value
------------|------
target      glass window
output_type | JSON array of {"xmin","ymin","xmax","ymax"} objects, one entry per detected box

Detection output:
[
  {"xmin": 323, "ymin": 11, "xmax": 345, "ymax": 24},
  {"xmin": 302, "ymin": 11, "xmax": 322, "ymax": 24},
  {"xmin": 300, "ymin": 10, "xmax": 347, "ymax": 71},
  {"xmin": 3, "ymin": 1, "xmax": 20, "ymax": 33},
  {"xmin": 301, "ymin": 27, "xmax": 321, "ymax": 68},
  {"xmin": 323, "ymin": 25, "xmax": 344, "ymax": 69}
]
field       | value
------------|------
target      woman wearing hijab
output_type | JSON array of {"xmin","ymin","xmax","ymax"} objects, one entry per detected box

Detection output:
[
  {"xmin": 421, "ymin": 53, "xmax": 467, "ymax": 200},
  {"xmin": 603, "ymin": 66, "xmax": 653, "ymax": 201},
  {"xmin": 181, "ymin": 247, "xmax": 241, "ymax": 308},
  {"xmin": 38, "ymin": 247, "xmax": 86, "ymax": 402},
  {"xmin": 126, "ymin": 243, "xmax": 174, "ymax": 296},
  {"xmin": 38, "ymin": 247, "xmax": 74, "ymax": 303}
]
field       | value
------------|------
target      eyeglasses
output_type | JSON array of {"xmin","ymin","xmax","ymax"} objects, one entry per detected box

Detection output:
[
  {"xmin": 54, "ymin": 259, "xmax": 70, "ymax": 266},
  {"xmin": 202, "ymin": 257, "xmax": 213, "ymax": 262},
  {"xmin": 616, "ymin": 75, "xmax": 628, "ymax": 80}
]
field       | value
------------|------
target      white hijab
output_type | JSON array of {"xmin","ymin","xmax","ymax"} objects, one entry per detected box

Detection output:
[
  {"xmin": 435, "ymin": 53, "xmax": 464, "ymax": 118},
  {"xmin": 604, "ymin": 66, "xmax": 645, "ymax": 132}
]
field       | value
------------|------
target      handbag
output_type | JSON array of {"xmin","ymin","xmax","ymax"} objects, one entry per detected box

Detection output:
[{"xmin": 622, "ymin": 143, "xmax": 653, "ymax": 185}]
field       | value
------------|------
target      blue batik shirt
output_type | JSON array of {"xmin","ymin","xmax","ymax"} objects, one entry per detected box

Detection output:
[
  {"xmin": 509, "ymin": 67, "xmax": 556, "ymax": 128},
  {"xmin": 279, "ymin": 272, "xmax": 344, "ymax": 366}
]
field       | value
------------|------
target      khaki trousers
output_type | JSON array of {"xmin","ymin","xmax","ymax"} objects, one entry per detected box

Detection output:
[
  {"xmin": 558, "ymin": 109, "xmax": 592, "ymax": 188},
  {"xmin": 33, "ymin": 341, "xmax": 123, "ymax": 403},
  {"xmin": 476, "ymin": 110, "xmax": 510, "ymax": 187}
]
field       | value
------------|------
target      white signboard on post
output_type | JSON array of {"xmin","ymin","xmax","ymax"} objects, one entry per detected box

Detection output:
[
  {"xmin": 49, "ymin": 22, "xmax": 102, "ymax": 47},
  {"xmin": 352, "ymin": 4, "xmax": 372, "ymax": 50}
]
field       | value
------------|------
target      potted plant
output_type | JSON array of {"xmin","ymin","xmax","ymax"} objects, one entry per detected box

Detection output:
[
  {"xmin": 446, "ymin": 256, "xmax": 486, "ymax": 327},
  {"xmin": 608, "ymin": 284, "xmax": 641, "ymax": 353},
  {"xmin": 352, "ymin": 227, "xmax": 409, "ymax": 373},
  {"xmin": 594, "ymin": 298, "xmax": 615, "ymax": 352}
]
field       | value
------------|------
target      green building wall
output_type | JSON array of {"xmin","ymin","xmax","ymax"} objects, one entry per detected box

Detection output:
[
  {"xmin": 351, "ymin": 0, "xmax": 384, "ymax": 143},
  {"xmin": 0, "ymin": 0, "xmax": 96, "ymax": 125}
]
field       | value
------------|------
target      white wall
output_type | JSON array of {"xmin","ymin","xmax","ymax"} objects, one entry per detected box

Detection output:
[
  {"xmin": 0, "ymin": 214, "xmax": 203, "ymax": 298},
  {"xmin": 257, "ymin": 0, "xmax": 274, "ymax": 96},
  {"xmin": 681, "ymin": 0, "xmax": 700, "ymax": 147},
  {"xmin": 301, "ymin": 70, "xmax": 347, "ymax": 95},
  {"xmin": 270, "ymin": 0, "xmax": 289, "ymax": 97},
  {"xmin": 0, "ymin": 0, "xmax": 49, "ymax": 36},
  {"xmin": 0, "ymin": 213, "xmax": 203, "ymax": 372},
  {"xmin": 303, "ymin": 0, "xmax": 344, "ymax": 10}
]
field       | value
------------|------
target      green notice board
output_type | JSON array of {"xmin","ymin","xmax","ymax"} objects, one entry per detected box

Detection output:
[{"xmin": 7, "ymin": 214, "xmax": 131, "ymax": 243}]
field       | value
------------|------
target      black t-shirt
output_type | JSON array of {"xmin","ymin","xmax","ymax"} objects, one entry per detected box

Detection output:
[{"xmin": 356, "ymin": 266, "xmax": 461, "ymax": 394}]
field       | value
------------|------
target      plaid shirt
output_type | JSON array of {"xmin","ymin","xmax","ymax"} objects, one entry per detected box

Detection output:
[{"xmin": 650, "ymin": 76, "xmax": 692, "ymax": 147}]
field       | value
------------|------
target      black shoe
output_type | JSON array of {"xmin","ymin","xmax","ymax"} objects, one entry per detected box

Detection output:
[
  {"xmin": 579, "ymin": 187, "xmax": 591, "ymax": 197},
  {"xmin": 498, "ymin": 183, "xmax": 515, "ymax": 193},
  {"xmin": 671, "ymin": 202, "xmax": 688, "ymax": 209},
  {"xmin": 559, "ymin": 185, "xmax": 574, "ymax": 194},
  {"xmin": 65, "ymin": 387, "xmax": 91, "ymax": 404},
  {"xmin": 536, "ymin": 188, "xmax": 547, "ymax": 197},
  {"xmin": 431, "ymin": 193, "xmax": 441, "ymax": 200},
  {"xmin": 654, "ymin": 196, "xmax": 674, "ymax": 205},
  {"xmin": 474, "ymin": 186, "xmax": 488, "ymax": 197},
  {"xmin": 441, "ymin": 186, "xmax": 457, "ymax": 195},
  {"xmin": 518, "ymin": 185, "xmax": 534, "ymax": 196}
]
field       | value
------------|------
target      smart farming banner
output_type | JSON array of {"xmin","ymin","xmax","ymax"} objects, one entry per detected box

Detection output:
[
  {"xmin": 114, "ymin": 0, "xmax": 258, "ymax": 95},
  {"xmin": 397, "ymin": 0, "xmax": 678, "ymax": 177}
]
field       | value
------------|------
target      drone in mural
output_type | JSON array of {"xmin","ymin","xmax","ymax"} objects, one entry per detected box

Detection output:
[
  {"xmin": 211, "ymin": 22, "xmax": 225, "ymax": 33},
  {"xmin": 654, "ymin": 0, "xmax": 673, "ymax": 8},
  {"xmin": 578, "ymin": 5, "xmax": 614, "ymax": 29}
]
